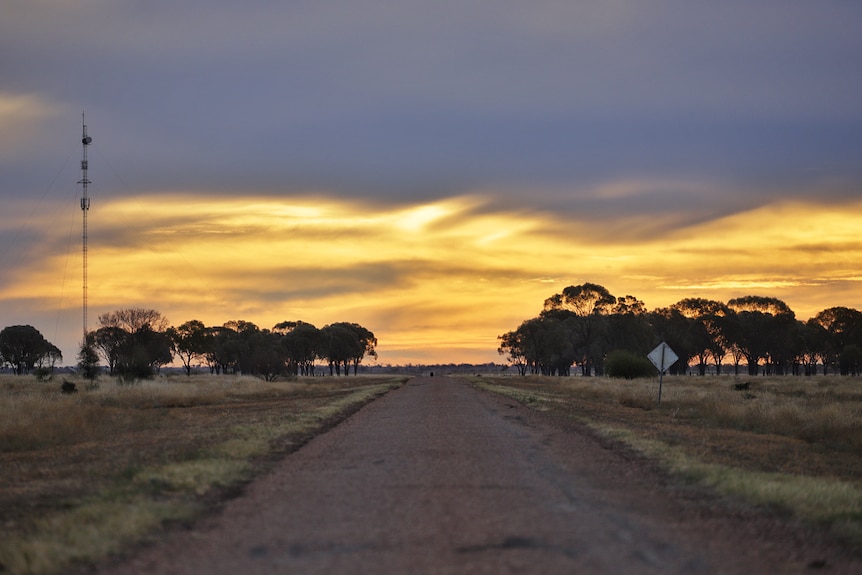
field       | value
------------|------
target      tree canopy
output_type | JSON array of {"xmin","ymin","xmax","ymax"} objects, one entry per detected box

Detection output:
[
  {"xmin": 500, "ymin": 282, "xmax": 862, "ymax": 377},
  {"xmin": 0, "ymin": 325, "xmax": 61, "ymax": 375}
]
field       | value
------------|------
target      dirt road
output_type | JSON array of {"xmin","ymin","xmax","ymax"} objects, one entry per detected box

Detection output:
[{"xmin": 97, "ymin": 376, "xmax": 859, "ymax": 574}]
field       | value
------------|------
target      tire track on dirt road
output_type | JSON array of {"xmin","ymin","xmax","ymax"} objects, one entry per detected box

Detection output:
[{"xmin": 96, "ymin": 376, "xmax": 860, "ymax": 574}]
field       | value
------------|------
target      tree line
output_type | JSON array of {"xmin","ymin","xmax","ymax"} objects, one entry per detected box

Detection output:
[
  {"xmin": 498, "ymin": 282, "xmax": 862, "ymax": 377},
  {"xmin": 0, "ymin": 308, "xmax": 377, "ymax": 380}
]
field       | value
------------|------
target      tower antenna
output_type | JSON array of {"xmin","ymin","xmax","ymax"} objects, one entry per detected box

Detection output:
[{"xmin": 79, "ymin": 113, "xmax": 92, "ymax": 338}]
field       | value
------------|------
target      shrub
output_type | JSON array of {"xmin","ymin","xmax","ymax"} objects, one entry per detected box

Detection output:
[
  {"xmin": 604, "ymin": 350, "xmax": 656, "ymax": 379},
  {"xmin": 77, "ymin": 340, "xmax": 102, "ymax": 383},
  {"xmin": 34, "ymin": 366, "xmax": 53, "ymax": 381}
]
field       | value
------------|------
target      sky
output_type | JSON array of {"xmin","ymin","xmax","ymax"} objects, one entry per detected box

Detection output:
[{"xmin": 2, "ymin": 1, "xmax": 862, "ymax": 366}]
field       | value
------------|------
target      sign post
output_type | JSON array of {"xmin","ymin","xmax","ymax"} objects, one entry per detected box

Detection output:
[{"xmin": 647, "ymin": 342, "xmax": 678, "ymax": 404}]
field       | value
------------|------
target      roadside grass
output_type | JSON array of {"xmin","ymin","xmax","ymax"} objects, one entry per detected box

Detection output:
[
  {"xmin": 472, "ymin": 374, "xmax": 862, "ymax": 548},
  {"xmin": 0, "ymin": 373, "xmax": 405, "ymax": 575}
]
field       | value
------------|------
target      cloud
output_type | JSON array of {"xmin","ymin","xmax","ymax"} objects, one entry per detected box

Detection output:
[
  {"xmin": 3, "ymin": 2, "xmax": 862, "ymax": 364},
  {"xmin": 0, "ymin": 92, "xmax": 65, "ymax": 162}
]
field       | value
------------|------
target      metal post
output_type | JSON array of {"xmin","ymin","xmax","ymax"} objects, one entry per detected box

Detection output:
[{"xmin": 657, "ymin": 344, "xmax": 665, "ymax": 404}]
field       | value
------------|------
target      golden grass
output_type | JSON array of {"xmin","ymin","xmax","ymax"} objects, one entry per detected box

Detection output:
[
  {"xmin": 5, "ymin": 497, "xmax": 199, "ymax": 575},
  {"xmin": 473, "ymin": 374, "xmax": 862, "ymax": 548},
  {"xmin": 0, "ymin": 373, "xmax": 405, "ymax": 575}
]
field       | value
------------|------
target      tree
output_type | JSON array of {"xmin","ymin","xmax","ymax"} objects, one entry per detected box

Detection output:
[
  {"xmin": 727, "ymin": 296, "xmax": 796, "ymax": 375},
  {"xmin": 320, "ymin": 323, "xmax": 358, "ymax": 375},
  {"xmin": 223, "ymin": 321, "xmax": 261, "ymax": 375},
  {"xmin": 96, "ymin": 308, "xmax": 173, "ymax": 379},
  {"xmin": 35, "ymin": 343, "xmax": 63, "ymax": 378},
  {"xmin": 318, "ymin": 322, "xmax": 378, "ymax": 376},
  {"xmin": 543, "ymin": 283, "xmax": 616, "ymax": 375},
  {"xmin": 91, "ymin": 326, "xmax": 127, "ymax": 374},
  {"xmin": 168, "ymin": 320, "xmax": 210, "ymax": 376},
  {"xmin": 509, "ymin": 314, "xmax": 575, "ymax": 376},
  {"xmin": 498, "ymin": 329, "xmax": 528, "ymax": 376},
  {"xmin": 77, "ymin": 335, "xmax": 102, "ymax": 383},
  {"xmin": 115, "ymin": 325, "xmax": 173, "ymax": 380},
  {"xmin": 248, "ymin": 329, "xmax": 287, "ymax": 381},
  {"xmin": 671, "ymin": 298, "xmax": 730, "ymax": 375},
  {"xmin": 275, "ymin": 321, "xmax": 322, "ymax": 376},
  {"xmin": 94, "ymin": 309, "xmax": 172, "ymax": 380},
  {"xmin": 509, "ymin": 317, "xmax": 551, "ymax": 375},
  {"xmin": 607, "ymin": 295, "xmax": 654, "ymax": 356},
  {"xmin": 812, "ymin": 307, "xmax": 862, "ymax": 373},
  {"xmin": 803, "ymin": 318, "xmax": 833, "ymax": 374},
  {"xmin": 840, "ymin": 345, "xmax": 862, "ymax": 376},
  {"xmin": 0, "ymin": 325, "xmax": 60, "ymax": 375},
  {"xmin": 344, "ymin": 323, "xmax": 378, "ymax": 375}
]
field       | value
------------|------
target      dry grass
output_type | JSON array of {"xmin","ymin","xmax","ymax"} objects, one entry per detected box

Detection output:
[
  {"xmin": 0, "ymin": 373, "xmax": 405, "ymax": 575},
  {"xmin": 473, "ymin": 374, "xmax": 862, "ymax": 548}
]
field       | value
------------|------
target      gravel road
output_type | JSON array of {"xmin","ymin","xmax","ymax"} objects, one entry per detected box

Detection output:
[{"xmin": 96, "ymin": 376, "xmax": 860, "ymax": 574}]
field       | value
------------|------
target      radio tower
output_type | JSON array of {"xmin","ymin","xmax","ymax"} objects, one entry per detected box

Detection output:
[{"xmin": 79, "ymin": 114, "xmax": 92, "ymax": 337}]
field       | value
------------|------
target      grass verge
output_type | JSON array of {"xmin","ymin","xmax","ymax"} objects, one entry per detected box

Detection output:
[
  {"xmin": 0, "ymin": 374, "xmax": 405, "ymax": 575},
  {"xmin": 472, "ymin": 374, "xmax": 862, "ymax": 549}
]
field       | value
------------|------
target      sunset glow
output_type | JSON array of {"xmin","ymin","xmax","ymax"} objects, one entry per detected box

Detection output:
[
  {"xmin": 2, "ymin": 2, "xmax": 861, "ymax": 367},
  {"xmin": 3, "ymin": 193, "xmax": 862, "ymax": 365}
]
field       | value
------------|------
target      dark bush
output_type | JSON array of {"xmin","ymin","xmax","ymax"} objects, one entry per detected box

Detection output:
[{"xmin": 604, "ymin": 350, "xmax": 656, "ymax": 379}]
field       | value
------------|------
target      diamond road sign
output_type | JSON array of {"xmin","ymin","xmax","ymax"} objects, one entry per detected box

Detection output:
[{"xmin": 648, "ymin": 342, "xmax": 678, "ymax": 374}]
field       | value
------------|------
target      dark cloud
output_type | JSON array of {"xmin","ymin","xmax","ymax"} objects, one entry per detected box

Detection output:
[{"xmin": 3, "ymin": 1, "xmax": 861, "ymax": 212}]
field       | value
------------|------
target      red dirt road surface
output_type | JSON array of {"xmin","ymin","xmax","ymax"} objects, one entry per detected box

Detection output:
[{"xmin": 96, "ymin": 376, "xmax": 860, "ymax": 574}]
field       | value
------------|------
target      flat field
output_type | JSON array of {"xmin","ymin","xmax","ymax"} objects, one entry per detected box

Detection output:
[
  {"xmin": 473, "ymin": 373, "xmax": 862, "ymax": 551},
  {"xmin": 0, "ymin": 373, "xmax": 405, "ymax": 575}
]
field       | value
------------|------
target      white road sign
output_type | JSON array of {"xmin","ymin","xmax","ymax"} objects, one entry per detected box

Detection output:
[{"xmin": 648, "ymin": 342, "xmax": 678, "ymax": 374}]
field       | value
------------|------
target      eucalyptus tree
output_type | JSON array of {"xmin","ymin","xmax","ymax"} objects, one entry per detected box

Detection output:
[
  {"xmin": 168, "ymin": 319, "xmax": 210, "ymax": 376},
  {"xmin": 344, "ymin": 323, "xmax": 378, "ymax": 375},
  {"xmin": 0, "ymin": 325, "xmax": 61, "ymax": 375},
  {"xmin": 204, "ymin": 325, "xmax": 238, "ymax": 374},
  {"xmin": 96, "ymin": 308, "xmax": 174, "ymax": 379},
  {"xmin": 91, "ymin": 326, "xmax": 126, "ymax": 374},
  {"xmin": 320, "ymin": 323, "xmax": 360, "ymax": 375},
  {"xmin": 526, "ymin": 312, "xmax": 577, "ymax": 375},
  {"xmin": 507, "ymin": 317, "xmax": 549, "ymax": 375},
  {"xmin": 320, "ymin": 322, "xmax": 378, "ymax": 375},
  {"xmin": 113, "ymin": 324, "xmax": 174, "ymax": 379},
  {"xmin": 802, "ymin": 318, "xmax": 832, "ymax": 374},
  {"xmin": 77, "ymin": 335, "xmax": 101, "ymax": 382},
  {"xmin": 223, "ymin": 320, "xmax": 262, "ymax": 375},
  {"xmin": 792, "ymin": 320, "xmax": 822, "ymax": 375},
  {"xmin": 726, "ymin": 296, "xmax": 796, "ymax": 375},
  {"xmin": 813, "ymin": 307, "xmax": 862, "ymax": 348},
  {"xmin": 497, "ymin": 328, "xmax": 528, "ymax": 376},
  {"xmin": 275, "ymin": 321, "xmax": 322, "ymax": 376},
  {"xmin": 671, "ymin": 298, "xmax": 730, "ymax": 375},
  {"xmin": 543, "ymin": 283, "xmax": 616, "ymax": 375},
  {"xmin": 607, "ymin": 295, "xmax": 654, "ymax": 356},
  {"xmin": 812, "ymin": 307, "xmax": 862, "ymax": 373},
  {"xmin": 247, "ymin": 329, "xmax": 288, "ymax": 381},
  {"xmin": 840, "ymin": 345, "xmax": 862, "ymax": 376}
]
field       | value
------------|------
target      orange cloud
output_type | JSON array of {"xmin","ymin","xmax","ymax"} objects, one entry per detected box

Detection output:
[{"xmin": 3, "ymin": 193, "xmax": 862, "ymax": 365}]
